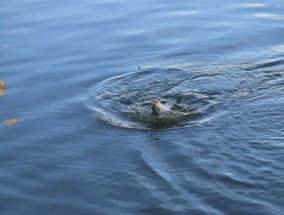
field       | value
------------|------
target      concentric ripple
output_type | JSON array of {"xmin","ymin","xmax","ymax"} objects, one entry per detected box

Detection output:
[
  {"xmin": 84, "ymin": 68, "xmax": 230, "ymax": 129},
  {"xmin": 85, "ymin": 61, "xmax": 283, "ymax": 130}
]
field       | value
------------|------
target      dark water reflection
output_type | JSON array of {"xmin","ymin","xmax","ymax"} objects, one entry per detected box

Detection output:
[{"xmin": 0, "ymin": 0, "xmax": 284, "ymax": 214}]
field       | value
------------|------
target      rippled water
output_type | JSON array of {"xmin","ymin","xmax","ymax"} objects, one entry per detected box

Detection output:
[{"xmin": 0, "ymin": 0, "xmax": 283, "ymax": 214}]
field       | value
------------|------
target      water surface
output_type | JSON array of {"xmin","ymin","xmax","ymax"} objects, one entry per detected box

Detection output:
[{"xmin": 0, "ymin": 0, "xmax": 283, "ymax": 214}]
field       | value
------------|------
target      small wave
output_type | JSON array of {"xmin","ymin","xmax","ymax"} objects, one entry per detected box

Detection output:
[
  {"xmin": 84, "ymin": 68, "xmax": 221, "ymax": 129},
  {"xmin": 84, "ymin": 62, "xmax": 283, "ymax": 129}
]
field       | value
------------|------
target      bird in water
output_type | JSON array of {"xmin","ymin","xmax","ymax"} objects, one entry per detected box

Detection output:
[{"xmin": 152, "ymin": 99, "xmax": 173, "ymax": 116}]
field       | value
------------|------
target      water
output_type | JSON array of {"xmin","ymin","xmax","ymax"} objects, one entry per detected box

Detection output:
[{"xmin": 0, "ymin": 0, "xmax": 283, "ymax": 214}]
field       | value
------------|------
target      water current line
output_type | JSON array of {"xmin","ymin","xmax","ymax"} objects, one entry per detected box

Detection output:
[{"xmin": 140, "ymin": 141, "xmax": 224, "ymax": 215}]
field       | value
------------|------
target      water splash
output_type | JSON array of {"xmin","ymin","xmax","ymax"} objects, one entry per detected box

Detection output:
[{"xmin": 84, "ymin": 63, "xmax": 283, "ymax": 129}]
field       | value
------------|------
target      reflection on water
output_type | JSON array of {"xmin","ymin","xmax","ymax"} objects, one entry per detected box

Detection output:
[
  {"xmin": 0, "ymin": 80, "xmax": 18, "ymax": 128},
  {"xmin": 254, "ymin": 13, "xmax": 283, "ymax": 19},
  {"xmin": 243, "ymin": 3, "xmax": 264, "ymax": 8},
  {"xmin": 168, "ymin": 10, "xmax": 197, "ymax": 16}
]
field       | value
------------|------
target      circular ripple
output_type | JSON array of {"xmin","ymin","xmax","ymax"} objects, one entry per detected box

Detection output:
[{"xmin": 84, "ymin": 68, "xmax": 225, "ymax": 129}]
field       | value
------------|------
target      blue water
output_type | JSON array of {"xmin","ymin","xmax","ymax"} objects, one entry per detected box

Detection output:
[{"xmin": 0, "ymin": 0, "xmax": 283, "ymax": 214}]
